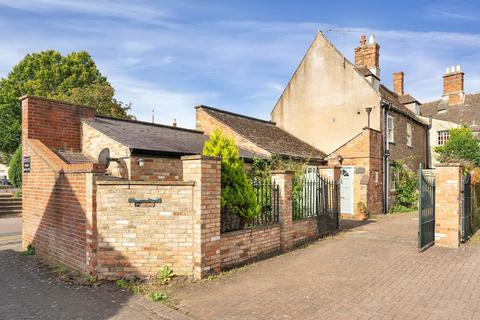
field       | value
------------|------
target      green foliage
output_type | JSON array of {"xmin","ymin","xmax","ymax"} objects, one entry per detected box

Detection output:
[
  {"xmin": 20, "ymin": 244, "xmax": 35, "ymax": 256},
  {"xmin": 150, "ymin": 291, "xmax": 168, "ymax": 302},
  {"xmin": 202, "ymin": 129, "xmax": 260, "ymax": 220},
  {"xmin": 0, "ymin": 50, "xmax": 133, "ymax": 156},
  {"xmin": 356, "ymin": 202, "xmax": 367, "ymax": 216},
  {"xmin": 390, "ymin": 204, "xmax": 416, "ymax": 213},
  {"xmin": 435, "ymin": 127, "xmax": 480, "ymax": 169},
  {"xmin": 8, "ymin": 146, "xmax": 22, "ymax": 188},
  {"xmin": 156, "ymin": 266, "xmax": 174, "ymax": 284},
  {"xmin": 115, "ymin": 279, "xmax": 128, "ymax": 289},
  {"xmin": 391, "ymin": 160, "xmax": 418, "ymax": 210}
]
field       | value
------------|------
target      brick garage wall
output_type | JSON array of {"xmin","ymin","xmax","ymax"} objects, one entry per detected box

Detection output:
[
  {"xmin": 292, "ymin": 217, "xmax": 318, "ymax": 245},
  {"xmin": 22, "ymin": 96, "xmax": 95, "ymax": 151},
  {"xmin": 130, "ymin": 155, "xmax": 183, "ymax": 181},
  {"xmin": 195, "ymin": 107, "xmax": 271, "ymax": 158},
  {"xmin": 220, "ymin": 225, "xmax": 280, "ymax": 269},
  {"xmin": 95, "ymin": 181, "xmax": 196, "ymax": 279},
  {"xmin": 22, "ymin": 141, "xmax": 97, "ymax": 273}
]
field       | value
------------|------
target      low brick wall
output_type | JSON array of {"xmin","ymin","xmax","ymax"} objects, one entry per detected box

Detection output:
[
  {"xmin": 220, "ymin": 224, "xmax": 280, "ymax": 269},
  {"xmin": 95, "ymin": 181, "xmax": 196, "ymax": 279},
  {"xmin": 292, "ymin": 217, "xmax": 319, "ymax": 246}
]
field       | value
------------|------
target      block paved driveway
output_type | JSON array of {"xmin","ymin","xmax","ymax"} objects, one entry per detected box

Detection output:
[
  {"xmin": 0, "ymin": 218, "xmax": 192, "ymax": 320},
  {"xmin": 175, "ymin": 212, "xmax": 480, "ymax": 320}
]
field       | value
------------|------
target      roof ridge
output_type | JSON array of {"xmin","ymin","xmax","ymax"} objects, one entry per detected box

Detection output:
[
  {"xmin": 93, "ymin": 115, "xmax": 204, "ymax": 134},
  {"xmin": 196, "ymin": 105, "xmax": 275, "ymax": 125}
]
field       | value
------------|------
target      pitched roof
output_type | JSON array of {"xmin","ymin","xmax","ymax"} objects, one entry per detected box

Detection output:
[
  {"xmin": 354, "ymin": 66, "xmax": 379, "ymax": 80},
  {"xmin": 82, "ymin": 116, "xmax": 262, "ymax": 159},
  {"xmin": 398, "ymin": 94, "xmax": 419, "ymax": 105},
  {"xmin": 197, "ymin": 106, "xmax": 326, "ymax": 160},
  {"xmin": 379, "ymin": 85, "xmax": 427, "ymax": 126},
  {"xmin": 420, "ymin": 93, "xmax": 480, "ymax": 131}
]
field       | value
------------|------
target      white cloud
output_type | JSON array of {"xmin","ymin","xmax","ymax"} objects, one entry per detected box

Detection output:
[
  {"xmin": 109, "ymin": 75, "xmax": 219, "ymax": 129},
  {"xmin": 0, "ymin": 0, "xmax": 168, "ymax": 22}
]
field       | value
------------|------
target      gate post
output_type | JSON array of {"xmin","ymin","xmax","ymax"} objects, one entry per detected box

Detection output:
[
  {"xmin": 271, "ymin": 170, "xmax": 294, "ymax": 251},
  {"xmin": 435, "ymin": 164, "xmax": 463, "ymax": 248}
]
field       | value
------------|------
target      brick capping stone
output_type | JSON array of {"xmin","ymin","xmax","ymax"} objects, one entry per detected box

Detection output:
[
  {"xmin": 180, "ymin": 155, "xmax": 221, "ymax": 161},
  {"xmin": 28, "ymin": 139, "xmax": 104, "ymax": 173},
  {"xmin": 19, "ymin": 95, "xmax": 96, "ymax": 111},
  {"xmin": 95, "ymin": 180, "xmax": 195, "ymax": 186}
]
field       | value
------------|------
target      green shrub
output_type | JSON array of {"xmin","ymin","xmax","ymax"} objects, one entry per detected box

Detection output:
[
  {"xmin": 8, "ymin": 146, "xmax": 22, "ymax": 188},
  {"xmin": 150, "ymin": 291, "xmax": 168, "ymax": 302},
  {"xmin": 20, "ymin": 244, "xmax": 35, "ymax": 256},
  {"xmin": 202, "ymin": 129, "xmax": 260, "ymax": 220},
  {"xmin": 392, "ymin": 160, "xmax": 418, "ymax": 209},
  {"xmin": 156, "ymin": 266, "xmax": 174, "ymax": 284}
]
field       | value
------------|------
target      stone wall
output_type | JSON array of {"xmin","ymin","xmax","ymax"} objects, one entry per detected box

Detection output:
[{"xmin": 95, "ymin": 180, "xmax": 196, "ymax": 279}]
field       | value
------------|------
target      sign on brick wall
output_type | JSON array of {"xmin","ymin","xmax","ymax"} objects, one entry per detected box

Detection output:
[{"xmin": 23, "ymin": 156, "xmax": 31, "ymax": 173}]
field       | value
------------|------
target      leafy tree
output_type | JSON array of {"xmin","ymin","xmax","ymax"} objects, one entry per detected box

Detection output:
[
  {"xmin": 435, "ymin": 127, "xmax": 480, "ymax": 168},
  {"xmin": 0, "ymin": 50, "xmax": 133, "ymax": 156},
  {"xmin": 8, "ymin": 146, "xmax": 22, "ymax": 188},
  {"xmin": 202, "ymin": 129, "xmax": 260, "ymax": 220}
]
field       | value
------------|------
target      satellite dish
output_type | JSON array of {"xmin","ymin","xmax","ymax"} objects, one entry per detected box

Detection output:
[{"xmin": 98, "ymin": 148, "xmax": 111, "ymax": 166}]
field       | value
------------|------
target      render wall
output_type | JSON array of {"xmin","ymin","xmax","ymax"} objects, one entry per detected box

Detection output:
[{"xmin": 271, "ymin": 33, "xmax": 382, "ymax": 155}]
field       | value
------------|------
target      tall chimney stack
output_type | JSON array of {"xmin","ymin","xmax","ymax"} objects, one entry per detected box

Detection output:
[
  {"xmin": 393, "ymin": 72, "xmax": 404, "ymax": 96},
  {"xmin": 443, "ymin": 65, "xmax": 464, "ymax": 105},
  {"xmin": 354, "ymin": 34, "xmax": 380, "ymax": 78}
]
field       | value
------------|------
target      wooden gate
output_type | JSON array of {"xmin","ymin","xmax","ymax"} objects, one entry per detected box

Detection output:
[{"xmin": 418, "ymin": 164, "xmax": 435, "ymax": 251}]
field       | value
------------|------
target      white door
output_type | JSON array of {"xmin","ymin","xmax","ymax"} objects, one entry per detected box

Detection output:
[{"xmin": 340, "ymin": 167, "xmax": 354, "ymax": 214}]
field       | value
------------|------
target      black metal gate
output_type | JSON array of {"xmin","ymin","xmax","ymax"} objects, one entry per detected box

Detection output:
[
  {"xmin": 418, "ymin": 164, "xmax": 435, "ymax": 251},
  {"xmin": 293, "ymin": 174, "xmax": 339, "ymax": 236},
  {"xmin": 461, "ymin": 172, "xmax": 473, "ymax": 242}
]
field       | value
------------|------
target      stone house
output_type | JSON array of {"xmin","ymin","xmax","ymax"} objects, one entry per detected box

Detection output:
[
  {"xmin": 270, "ymin": 32, "xmax": 429, "ymax": 215},
  {"xmin": 419, "ymin": 66, "xmax": 479, "ymax": 165}
]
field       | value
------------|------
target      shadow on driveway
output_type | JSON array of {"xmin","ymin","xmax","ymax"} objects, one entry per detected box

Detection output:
[{"xmin": 0, "ymin": 247, "xmax": 191, "ymax": 320}]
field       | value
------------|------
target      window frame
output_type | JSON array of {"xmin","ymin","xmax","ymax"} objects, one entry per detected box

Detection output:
[
  {"xmin": 437, "ymin": 130, "xmax": 449, "ymax": 146},
  {"xmin": 387, "ymin": 115, "xmax": 395, "ymax": 143},
  {"xmin": 406, "ymin": 122, "xmax": 412, "ymax": 147}
]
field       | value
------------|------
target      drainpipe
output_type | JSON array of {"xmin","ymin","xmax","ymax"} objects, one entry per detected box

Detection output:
[
  {"xmin": 381, "ymin": 101, "xmax": 391, "ymax": 214},
  {"xmin": 426, "ymin": 116, "xmax": 432, "ymax": 169}
]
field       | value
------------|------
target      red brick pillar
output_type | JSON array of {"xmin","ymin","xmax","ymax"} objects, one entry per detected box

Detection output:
[
  {"xmin": 182, "ymin": 155, "xmax": 221, "ymax": 279},
  {"xmin": 435, "ymin": 164, "xmax": 463, "ymax": 248},
  {"xmin": 271, "ymin": 170, "xmax": 294, "ymax": 251}
]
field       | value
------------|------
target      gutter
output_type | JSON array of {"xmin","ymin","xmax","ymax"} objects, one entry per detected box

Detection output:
[{"xmin": 381, "ymin": 100, "xmax": 391, "ymax": 214}]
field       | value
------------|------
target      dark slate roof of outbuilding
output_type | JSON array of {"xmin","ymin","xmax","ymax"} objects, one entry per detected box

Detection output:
[
  {"xmin": 82, "ymin": 116, "xmax": 262, "ymax": 159},
  {"xmin": 197, "ymin": 105, "xmax": 326, "ymax": 160},
  {"xmin": 420, "ymin": 93, "xmax": 480, "ymax": 131}
]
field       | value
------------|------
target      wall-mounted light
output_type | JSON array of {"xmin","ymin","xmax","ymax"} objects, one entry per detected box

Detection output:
[
  {"xmin": 137, "ymin": 158, "xmax": 145, "ymax": 167},
  {"xmin": 337, "ymin": 155, "xmax": 343, "ymax": 165},
  {"xmin": 365, "ymin": 107, "xmax": 373, "ymax": 128}
]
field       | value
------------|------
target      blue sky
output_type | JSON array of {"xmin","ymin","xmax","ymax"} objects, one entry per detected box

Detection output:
[{"xmin": 1, "ymin": 0, "xmax": 480, "ymax": 128}]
